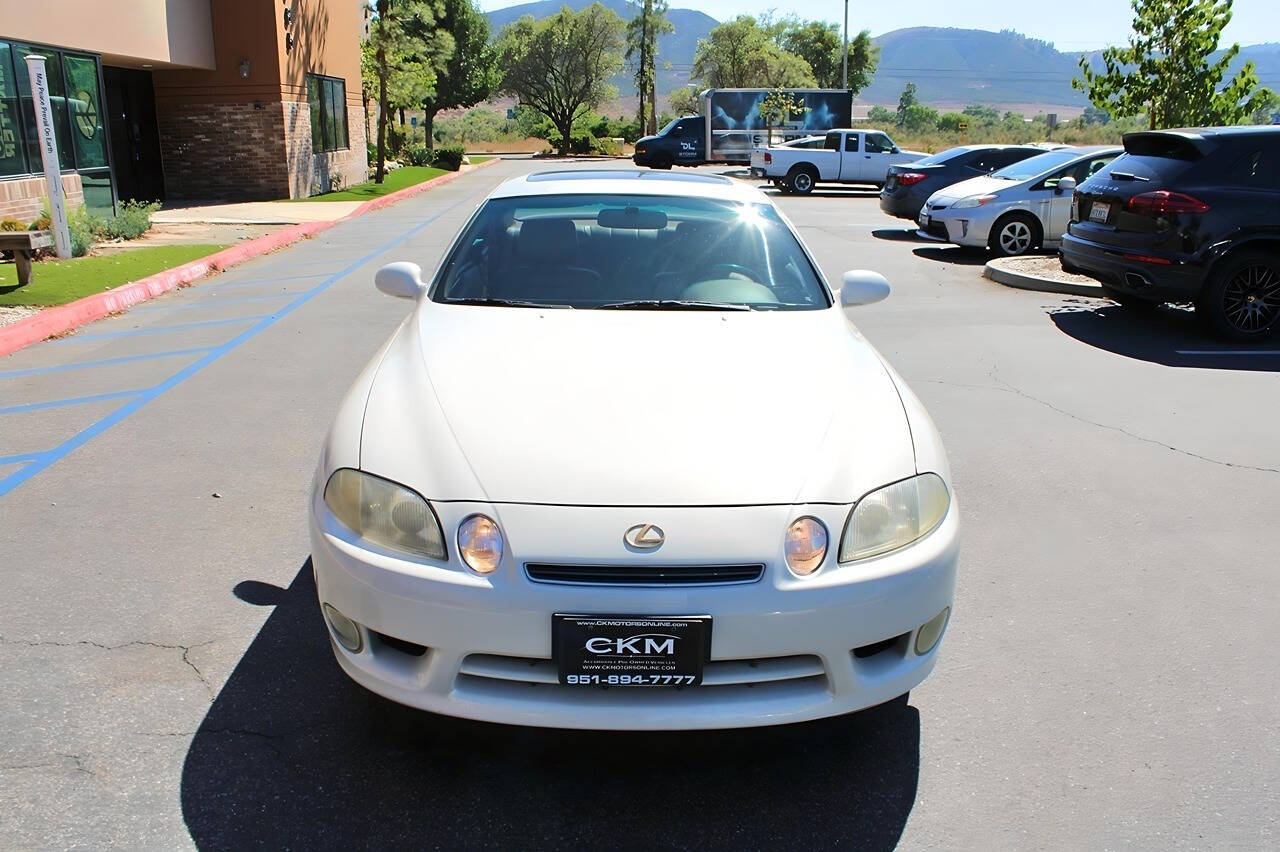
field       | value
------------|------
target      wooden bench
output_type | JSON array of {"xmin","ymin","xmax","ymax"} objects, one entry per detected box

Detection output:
[{"xmin": 0, "ymin": 230, "xmax": 54, "ymax": 286}]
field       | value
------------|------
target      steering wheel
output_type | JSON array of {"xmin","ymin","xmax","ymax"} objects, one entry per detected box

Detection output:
[{"xmin": 704, "ymin": 263, "xmax": 763, "ymax": 282}]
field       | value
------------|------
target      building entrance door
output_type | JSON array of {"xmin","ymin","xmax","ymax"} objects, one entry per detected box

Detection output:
[{"xmin": 104, "ymin": 67, "xmax": 163, "ymax": 202}]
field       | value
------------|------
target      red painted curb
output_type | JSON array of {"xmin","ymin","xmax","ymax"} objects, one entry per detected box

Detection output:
[{"xmin": 0, "ymin": 157, "xmax": 500, "ymax": 358}]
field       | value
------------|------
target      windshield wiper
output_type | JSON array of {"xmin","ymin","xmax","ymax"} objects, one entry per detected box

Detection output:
[
  {"xmin": 446, "ymin": 297, "xmax": 571, "ymax": 309},
  {"xmin": 1109, "ymin": 170, "xmax": 1150, "ymax": 182},
  {"xmin": 596, "ymin": 299, "xmax": 752, "ymax": 311}
]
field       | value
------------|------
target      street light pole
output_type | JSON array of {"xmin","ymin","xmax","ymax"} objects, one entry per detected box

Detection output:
[{"xmin": 842, "ymin": 0, "xmax": 849, "ymax": 90}]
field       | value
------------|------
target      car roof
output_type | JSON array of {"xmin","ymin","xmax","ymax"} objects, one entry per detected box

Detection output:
[
  {"xmin": 1144, "ymin": 125, "xmax": 1280, "ymax": 139},
  {"xmin": 490, "ymin": 169, "xmax": 768, "ymax": 203}
]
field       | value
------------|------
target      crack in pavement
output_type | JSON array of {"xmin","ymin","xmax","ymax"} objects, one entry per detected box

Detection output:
[
  {"xmin": 0, "ymin": 635, "xmax": 218, "ymax": 699},
  {"xmin": 1, "ymin": 753, "xmax": 92, "ymax": 777},
  {"xmin": 918, "ymin": 369, "xmax": 1278, "ymax": 475}
]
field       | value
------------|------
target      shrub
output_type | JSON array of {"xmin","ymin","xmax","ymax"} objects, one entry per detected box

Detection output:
[
  {"xmin": 431, "ymin": 145, "xmax": 466, "ymax": 171},
  {"xmin": 67, "ymin": 205, "xmax": 94, "ymax": 257},
  {"xmin": 93, "ymin": 200, "xmax": 159, "ymax": 241},
  {"xmin": 385, "ymin": 124, "xmax": 407, "ymax": 157},
  {"xmin": 403, "ymin": 142, "xmax": 433, "ymax": 166},
  {"xmin": 0, "ymin": 216, "xmax": 25, "ymax": 231}
]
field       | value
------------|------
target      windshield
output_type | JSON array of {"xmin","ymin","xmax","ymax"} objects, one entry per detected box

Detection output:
[
  {"xmin": 991, "ymin": 149, "xmax": 1080, "ymax": 181},
  {"xmin": 433, "ymin": 193, "xmax": 829, "ymax": 310},
  {"xmin": 657, "ymin": 118, "xmax": 680, "ymax": 136}
]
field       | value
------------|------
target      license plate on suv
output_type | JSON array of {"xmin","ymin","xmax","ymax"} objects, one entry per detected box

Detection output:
[
  {"xmin": 553, "ymin": 614, "xmax": 711, "ymax": 686},
  {"xmin": 1089, "ymin": 202, "xmax": 1110, "ymax": 223}
]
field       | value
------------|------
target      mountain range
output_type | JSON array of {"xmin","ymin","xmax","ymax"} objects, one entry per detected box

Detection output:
[{"xmin": 484, "ymin": 1, "xmax": 1280, "ymax": 109}]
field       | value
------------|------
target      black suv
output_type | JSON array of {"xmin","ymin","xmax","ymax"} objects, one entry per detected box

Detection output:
[{"xmin": 1062, "ymin": 126, "xmax": 1280, "ymax": 340}]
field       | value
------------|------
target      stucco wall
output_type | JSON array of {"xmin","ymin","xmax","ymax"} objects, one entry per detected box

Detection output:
[{"xmin": 1, "ymin": 0, "xmax": 215, "ymax": 69}]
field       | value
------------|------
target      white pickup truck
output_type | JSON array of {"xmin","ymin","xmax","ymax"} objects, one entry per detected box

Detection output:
[{"xmin": 749, "ymin": 129, "xmax": 927, "ymax": 195}]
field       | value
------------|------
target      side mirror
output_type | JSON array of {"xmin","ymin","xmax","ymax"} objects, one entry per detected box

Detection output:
[
  {"xmin": 891, "ymin": 146, "xmax": 900, "ymax": 154},
  {"xmin": 839, "ymin": 270, "xmax": 891, "ymax": 316},
  {"xmin": 1055, "ymin": 176, "xmax": 1077, "ymax": 194},
  {"xmin": 375, "ymin": 261, "xmax": 427, "ymax": 299}
]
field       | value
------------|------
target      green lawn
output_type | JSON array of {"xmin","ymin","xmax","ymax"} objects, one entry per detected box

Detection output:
[
  {"xmin": 0, "ymin": 245, "xmax": 228, "ymax": 307},
  {"xmin": 294, "ymin": 166, "xmax": 448, "ymax": 201},
  {"xmin": 467, "ymin": 155, "xmax": 494, "ymax": 164}
]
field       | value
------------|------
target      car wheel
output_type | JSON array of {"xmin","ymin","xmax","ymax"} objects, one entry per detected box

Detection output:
[
  {"xmin": 1197, "ymin": 250, "xmax": 1280, "ymax": 341},
  {"xmin": 990, "ymin": 213, "xmax": 1040, "ymax": 257},
  {"xmin": 787, "ymin": 166, "xmax": 817, "ymax": 195},
  {"xmin": 1101, "ymin": 285, "xmax": 1160, "ymax": 311}
]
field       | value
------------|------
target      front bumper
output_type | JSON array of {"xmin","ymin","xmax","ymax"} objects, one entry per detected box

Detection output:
[
  {"xmin": 1061, "ymin": 232, "xmax": 1206, "ymax": 301},
  {"xmin": 309, "ymin": 493, "xmax": 959, "ymax": 730},
  {"xmin": 917, "ymin": 206, "xmax": 994, "ymax": 248}
]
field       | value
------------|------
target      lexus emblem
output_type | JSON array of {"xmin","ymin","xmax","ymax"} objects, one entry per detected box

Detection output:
[{"xmin": 624, "ymin": 523, "xmax": 665, "ymax": 550}]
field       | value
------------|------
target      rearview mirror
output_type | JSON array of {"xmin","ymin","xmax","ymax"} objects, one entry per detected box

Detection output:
[
  {"xmin": 839, "ymin": 270, "xmax": 891, "ymax": 316},
  {"xmin": 375, "ymin": 261, "xmax": 427, "ymax": 299},
  {"xmin": 1055, "ymin": 176, "xmax": 1077, "ymax": 194}
]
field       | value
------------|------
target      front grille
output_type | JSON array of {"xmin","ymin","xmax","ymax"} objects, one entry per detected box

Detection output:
[
  {"xmin": 929, "ymin": 202, "xmax": 949, "ymax": 211},
  {"xmin": 458, "ymin": 652, "xmax": 826, "ymax": 689},
  {"xmin": 525, "ymin": 563, "xmax": 764, "ymax": 586},
  {"xmin": 925, "ymin": 221, "xmax": 949, "ymax": 240}
]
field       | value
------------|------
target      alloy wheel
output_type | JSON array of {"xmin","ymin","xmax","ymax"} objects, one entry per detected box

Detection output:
[
  {"xmin": 998, "ymin": 220, "xmax": 1033, "ymax": 255},
  {"xmin": 792, "ymin": 172, "xmax": 813, "ymax": 193},
  {"xmin": 1222, "ymin": 263, "xmax": 1280, "ymax": 333}
]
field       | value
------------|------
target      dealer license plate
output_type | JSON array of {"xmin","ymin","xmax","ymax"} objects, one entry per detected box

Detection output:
[
  {"xmin": 1089, "ymin": 202, "xmax": 1110, "ymax": 223},
  {"xmin": 553, "ymin": 614, "xmax": 711, "ymax": 686}
]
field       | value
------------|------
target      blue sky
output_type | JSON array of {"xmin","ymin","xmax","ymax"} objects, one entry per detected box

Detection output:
[{"xmin": 477, "ymin": 0, "xmax": 1278, "ymax": 51}]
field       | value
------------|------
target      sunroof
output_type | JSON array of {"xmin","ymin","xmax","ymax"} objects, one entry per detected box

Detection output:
[{"xmin": 526, "ymin": 169, "xmax": 732, "ymax": 184}]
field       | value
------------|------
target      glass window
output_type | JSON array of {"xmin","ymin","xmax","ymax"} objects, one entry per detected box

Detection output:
[
  {"xmin": 62, "ymin": 54, "xmax": 106, "ymax": 169},
  {"xmin": 434, "ymin": 193, "xmax": 830, "ymax": 310},
  {"xmin": 307, "ymin": 74, "xmax": 347, "ymax": 153},
  {"xmin": 307, "ymin": 75, "xmax": 324, "ymax": 152},
  {"xmin": 0, "ymin": 41, "xmax": 28, "ymax": 176},
  {"xmin": 824, "ymin": 132, "xmax": 840, "ymax": 150},
  {"xmin": 14, "ymin": 44, "xmax": 74, "ymax": 171},
  {"xmin": 992, "ymin": 149, "xmax": 1079, "ymax": 181},
  {"xmin": 865, "ymin": 133, "xmax": 894, "ymax": 154},
  {"xmin": 844, "ymin": 134, "xmax": 858, "ymax": 152}
]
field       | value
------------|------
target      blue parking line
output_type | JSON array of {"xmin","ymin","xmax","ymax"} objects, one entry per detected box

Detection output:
[
  {"xmin": 0, "ymin": 452, "xmax": 40, "ymax": 465},
  {"xmin": 0, "ymin": 194, "xmax": 469, "ymax": 498},
  {"xmin": 130, "ymin": 291, "xmax": 294, "ymax": 314},
  {"xmin": 46, "ymin": 315, "xmax": 265, "ymax": 345},
  {"xmin": 0, "ymin": 347, "xmax": 215, "ymax": 381},
  {"xmin": 0, "ymin": 387, "xmax": 147, "ymax": 416}
]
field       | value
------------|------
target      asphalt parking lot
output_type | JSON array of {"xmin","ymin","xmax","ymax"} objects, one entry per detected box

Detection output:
[{"xmin": 1, "ymin": 158, "xmax": 1276, "ymax": 849}]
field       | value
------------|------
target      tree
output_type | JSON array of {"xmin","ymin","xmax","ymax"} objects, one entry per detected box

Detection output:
[
  {"xmin": 497, "ymin": 4, "xmax": 625, "ymax": 156},
  {"xmin": 364, "ymin": 0, "xmax": 453, "ymax": 182},
  {"xmin": 626, "ymin": 0, "xmax": 674, "ymax": 136},
  {"xmin": 667, "ymin": 85, "xmax": 701, "ymax": 117},
  {"xmin": 867, "ymin": 105, "xmax": 896, "ymax": 124},
  {"xmin": 896, "ymin": 82, "xmax": 918, "ymax": 123},
  {"xmin": 771, "ymin": 19, "xmax": 879, "ymax": 93},
  {"xmin": 1073, "ymin": 0, "xmax": 1272, "ymax": 129},
  {"xmin": 421, "ymin": 0, "xmax": 499, "ymax": 149},
  {"xmin": 758, "ymin": 89, "xmax": 808, "ymax": 144},
  {"xmin": 690, "ymin": 16, "xmax": 815, "ymax": 89}
]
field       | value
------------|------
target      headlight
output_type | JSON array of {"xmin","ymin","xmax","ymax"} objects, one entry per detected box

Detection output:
[
  {"xmin": 323, "ymin": 468, "xmax": 446, "ymax": 560},
  {"xmin": 784, "ymin": 516, "xmax": 828, "ymax": 576},
  {"xmin": 458, "ymin": 514, "xmax": 504, "ymax": 574},
  {"xmin": 839, "ymin": 473, "xmax": 950, "ymax": 563},
  {"xmin": 952, "ymin": 194, "xmax": 997, "ymax": 208}
]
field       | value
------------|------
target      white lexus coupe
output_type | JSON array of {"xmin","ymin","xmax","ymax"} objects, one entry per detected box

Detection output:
[{"xmin": 309, "ymin": 169, "xmax": 959, "ymax": 730}]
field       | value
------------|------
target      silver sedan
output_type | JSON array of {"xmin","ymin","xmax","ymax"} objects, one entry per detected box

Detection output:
[{"xmin": 918, "ymin": 146, "xmax": 1121, "ymax": 257}]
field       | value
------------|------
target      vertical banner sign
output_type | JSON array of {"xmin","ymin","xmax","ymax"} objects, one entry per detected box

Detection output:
[{"xmin": 24, "ymin": 55, "xmax": 71, "ymax": 259}]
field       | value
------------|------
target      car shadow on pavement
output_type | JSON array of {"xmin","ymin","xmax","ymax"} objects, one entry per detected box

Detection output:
[
  {"xmin": 871, "ymin": 228, "xmax": 937, "ymax": 243},
  {"xmin": 1049, "ymin": 303, "xmax": 1280, "ymax": 371},
  {"xmin": 911, "ymin": 246, "xmax": 988, "ymax": 267},
  {"xmin": 181, "ymin": 560, "xmax": 922, "ymax": 850}
]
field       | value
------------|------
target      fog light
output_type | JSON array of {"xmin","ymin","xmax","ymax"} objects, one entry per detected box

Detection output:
[
  {"xmin": 914, "ymin": 607, "xmax": 950, "ymax": 656},
  {"xmin": 324, "ymin": 603, "xmax": 363, "ymax": 653}
]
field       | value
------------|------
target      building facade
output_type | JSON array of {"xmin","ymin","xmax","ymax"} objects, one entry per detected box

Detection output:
[{"xmin": 0, "ymin": 0, "xmax": 367, "ymax": 220}]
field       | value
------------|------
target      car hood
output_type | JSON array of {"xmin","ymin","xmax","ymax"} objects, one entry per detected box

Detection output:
[
  {"xmin": 928, "ymin": 175, "xmax": 1011, "ymax": 206},
  {"xmin": 359, "ymin": 304, "xmax": 916, "ymax": 506}
]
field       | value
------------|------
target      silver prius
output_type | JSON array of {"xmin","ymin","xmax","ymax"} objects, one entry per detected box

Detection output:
[{"xmin": 918, "ymin": 146, "xmax": 1121, "ymax": 256}]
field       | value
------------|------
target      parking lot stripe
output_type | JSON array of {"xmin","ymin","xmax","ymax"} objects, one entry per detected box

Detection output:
[
  {"xmin": 0, "ymin": 452, "xmax": 40, "ymax": 465},
  {"xmin": 205, "ymin": 273, "xmax": 331, "ymax": 290},
  {"xmin": 130, "ymin": 292, "xmax": 295, "ymax": 314},
  {"xmin": 46, "ymin": 315, "xmax": 267, "ymax": 345},
  {"xmin": 0, "ymin": 388, "xmax": 147, "ymax": 416},
  {"xmin": 0, "ymin": 347, "xmax": 216, "ymax": 381},
  {"xmin": 0, "ymin": 194, "xmax": 471, "ymax": 498}
]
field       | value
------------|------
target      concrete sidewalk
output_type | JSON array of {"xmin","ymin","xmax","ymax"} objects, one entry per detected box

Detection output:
[{"xmin": 153, "ymin": 199, "xmax": 362, "ymax": 225}]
